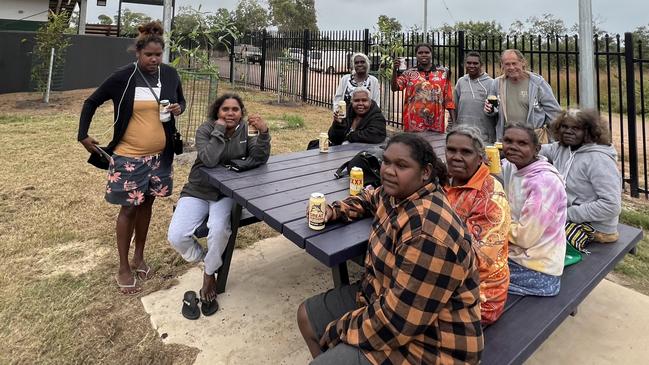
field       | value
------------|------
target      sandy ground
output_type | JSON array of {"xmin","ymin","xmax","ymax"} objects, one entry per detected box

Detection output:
[{"xmin": 142, "ymin": 236, "xmax": 649, "ymax": 365}]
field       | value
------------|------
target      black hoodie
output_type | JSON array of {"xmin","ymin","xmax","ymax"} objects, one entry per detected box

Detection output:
[{"xmin": 328, "ymin": 100, "xmax": 387, "ymax": 145}]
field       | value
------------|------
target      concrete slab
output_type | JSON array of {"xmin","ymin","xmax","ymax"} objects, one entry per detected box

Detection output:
[
  {"xmin": 526, "ymin": 278, "xmax": 649, "ymax": 364},
  {"xmin": 142, "ymin": 236, "xmax": 649, "ymax": 365}
]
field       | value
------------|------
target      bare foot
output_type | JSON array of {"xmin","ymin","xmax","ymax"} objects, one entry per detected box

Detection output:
[
  {"xmin": 200, "ymin": 273, "xmax": 217, "ymax": 302},
  {"xmin": 199, "ymin": 273, "xmax": 219, "ymax": 315}
]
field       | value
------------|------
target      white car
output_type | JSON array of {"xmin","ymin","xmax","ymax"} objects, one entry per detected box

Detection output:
[{"xmin": 310, "ymin": 50, "xmax": 352, "ymax": 74}]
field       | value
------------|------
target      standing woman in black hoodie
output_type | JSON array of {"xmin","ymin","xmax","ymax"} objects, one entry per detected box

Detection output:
[
  {"xmin": 77, "ymin": 21, "xmax": 186, "ymax": 294},
  {"xmin": 328, "ymin": 87, "xmax": 387, "ymax": 146}
]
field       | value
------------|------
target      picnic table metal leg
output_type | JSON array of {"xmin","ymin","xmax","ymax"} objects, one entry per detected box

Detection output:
[
  {"xmin": 570, "ymin": 307, "xmax": 579, "ymax": 317},
  {"xmin": 332, "ymin": 262, "xmax": 350, "ymax": 288},
  {"xmin": 216, "ymin": 202, "xmax": 243, "ymax": 294},
  {"xmin": 630, "ymin": 246, "xmax": 638, "ymax": 255}
]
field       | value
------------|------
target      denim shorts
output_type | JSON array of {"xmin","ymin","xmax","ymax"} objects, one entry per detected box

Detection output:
[{"xmin": 105, "ymin": 154, "xmax": 173, "ymax": 206}]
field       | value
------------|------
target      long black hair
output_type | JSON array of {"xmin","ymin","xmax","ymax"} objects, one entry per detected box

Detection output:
[
  {"xmin": 386, "ymin": 133, "xmax": 448, "ymax": 186},
  {"xmin": 207, "ymin": 93, "xmax": 246, "ymax": 121}
]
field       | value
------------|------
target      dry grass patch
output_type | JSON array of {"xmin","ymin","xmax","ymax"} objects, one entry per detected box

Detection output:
[{"xmin": 0, "ymin": 85, "xmax": 331, "ymax": 363}]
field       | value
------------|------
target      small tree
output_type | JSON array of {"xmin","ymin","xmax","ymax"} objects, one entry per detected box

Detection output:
[
  {"xmin": 168, "ymin": 5, "xmax": 239, "ymax": 74},
  {"xmin": 98, "ymin": 14, "xmax": 113, "ymax": 25},
  {"xmin": 114, "ymin": 9, "xmax": 152, "ymax": 37},
  {"xmin": 372, "ymin": 15, "xmax": 404, "ymax": 81},
  {"xmin": 31, "ymin": 10, "xmax": 71, "ymax": 100}
]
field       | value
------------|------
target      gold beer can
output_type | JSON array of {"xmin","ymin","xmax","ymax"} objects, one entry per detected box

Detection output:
[
  {"xmin": 319, "ymin": 133, "xmax": 329, "ymax": 153},
  {"xmin": 494, "ymin": 142, "xmax": 503, "ymax": 151},
  {"xmin": 349, "ymin": 166, "xmax": 364, "ymax": 196},
  {"xmin": 308, "ymin": 193, "xmax": 326, "ymax": 230},
  {"xmin": 485, "ymin": 146, "xmax": 502, "ymax": 174},
  {"xmin": 337, "ymin": 100, "xmax": 347, "ymax": 119}
]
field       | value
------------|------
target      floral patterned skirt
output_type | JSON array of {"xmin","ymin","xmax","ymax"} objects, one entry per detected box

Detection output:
[{"xmin": 105, "ymin": 153, "xmax": 173, "ymax": 206}]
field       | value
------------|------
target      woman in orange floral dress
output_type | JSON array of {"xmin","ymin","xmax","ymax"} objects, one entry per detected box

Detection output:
[{"xmin": 444, "ymin": 125, "xmax": 511, "ymax": 324}]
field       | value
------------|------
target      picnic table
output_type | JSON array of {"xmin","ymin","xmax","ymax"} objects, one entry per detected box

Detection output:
[{"xmin": 201, "ymin": 143, "xmax": 376, "ymax": 288}]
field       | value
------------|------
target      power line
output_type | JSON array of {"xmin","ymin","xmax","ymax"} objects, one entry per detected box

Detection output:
[
  {"xmin": 440, "ymin": 0, "xmax": 457, "ymax": 23},
  {"xmin": 0, "ymin": 10, "xmax": 50, "ymax": 29}
]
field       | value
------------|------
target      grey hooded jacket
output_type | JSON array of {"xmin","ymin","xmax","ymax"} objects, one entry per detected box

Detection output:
[
  {"xmin": 540, "ymin": 142, "xmax": 621, "ymax": 234},
  {"xmin": 180, "ymin": 120, "xmax": 271, "ymax": 201},
  {"xmin": 453, "ymin": 72, "xmax": 497, "ymax": 143},
  {"xmin": 486, "ymin": 72, "xmax": 561, "ymax": 140}
]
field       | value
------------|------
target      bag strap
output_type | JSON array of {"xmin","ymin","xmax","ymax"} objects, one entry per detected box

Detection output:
[
  {"xmin": 334, "ymin": 160, "xmax": 349, "ymax": 179},
  {"xmin": 137, "ymin": 67, "xmax": 160, "ymax": 104}
]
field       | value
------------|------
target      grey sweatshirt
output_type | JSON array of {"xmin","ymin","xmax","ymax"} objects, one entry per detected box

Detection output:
[
  {"xmin": 180, "ymin": 120, "xmax": 271, "ymax": 201},
  {"xmin": 454, "ymin": 72, "xmax": 497, "ymax": 143},
  {"xmin": 540, "ymin": 142, "xmax": 621, "ymax": 234},
  {"xmin": 486, "ymin": 72, "xmax": 562, "ymax": 140}
]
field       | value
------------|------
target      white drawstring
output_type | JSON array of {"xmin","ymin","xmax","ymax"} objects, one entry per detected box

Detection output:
[{"xmin": 99, "ymin": 63, "xmax": 138, "ymax": 138}]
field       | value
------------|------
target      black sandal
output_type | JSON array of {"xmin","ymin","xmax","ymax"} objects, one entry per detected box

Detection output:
[
  {"xmin": 182, "ymin": 291, "xmax": 200, "ymax": 320},
  {"xmin": 199, "ymin": 289, "xmax": 219, "ymax": 316}
]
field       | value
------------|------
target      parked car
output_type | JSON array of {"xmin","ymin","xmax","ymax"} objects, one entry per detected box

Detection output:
[
  {"xmin": 244, "ymin": 46, "xmax": 262, "ymax": 64},
  {"xmin": 287, "ymin": 47, "xmax": 304, "ymax": 62},
  {"xmin": 310, "ymin": 50, "xmax": 352, "ymax": 74},
  {"xmin": 234, "ymin": 44, "xmax": 262, "ymax": 64}
]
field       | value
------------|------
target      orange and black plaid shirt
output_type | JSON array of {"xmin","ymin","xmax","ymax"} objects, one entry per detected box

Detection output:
[{"xmin": 323, "ymin": 182, "xmax": 483, "ymax": 364}]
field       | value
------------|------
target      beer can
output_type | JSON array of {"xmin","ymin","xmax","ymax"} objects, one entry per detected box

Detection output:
[
  {"xmin": 319, "ymin": 132, "xmax": 329, "ymax": 153},
  {"xmin": 337, "ymin": 100, "xmax": 347, "ymax": 119},
  {"xmin": 349, "ymin": 167, "xmax": 364, "ymax": 196},
  {"xmin": 494, "ymin": 142, "xmax": 503, "ymax": 151},
  {"xmin": 485, "ymin": 146, "xmax": 502, "ymax": 174},
  {"xmin": 308, "ymin": 193, "xmax": 326, "ymax": 230},
  {"xmin": 398, "ymin": 57, "xmax": 408, "ymax": 71}
]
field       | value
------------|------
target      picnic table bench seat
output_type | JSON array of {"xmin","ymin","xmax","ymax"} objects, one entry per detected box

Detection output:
[{"xmin": 481, "ymin": 223, "xmax": 643, "ymax": 364}]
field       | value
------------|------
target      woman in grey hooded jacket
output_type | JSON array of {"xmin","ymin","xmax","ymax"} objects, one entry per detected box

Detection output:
[{"xmin": 540, "ymin": 109, "xmax": 621, "ymax": 243}]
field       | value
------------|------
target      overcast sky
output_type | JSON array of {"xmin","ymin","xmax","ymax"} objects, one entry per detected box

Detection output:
[{"xmin": 86, "ymin": 0, "xmax": 646, "ymax": 35}]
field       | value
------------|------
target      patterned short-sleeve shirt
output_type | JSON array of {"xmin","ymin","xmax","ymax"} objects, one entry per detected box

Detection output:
[{"xmin": 396, "ymin": 66, "xmax": 455, "ymax": 133}]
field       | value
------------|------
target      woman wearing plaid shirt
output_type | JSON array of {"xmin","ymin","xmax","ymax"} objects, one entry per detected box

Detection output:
[{"xmin": 298, "ymin": 133, "xmax": 483, "ymax": 364}]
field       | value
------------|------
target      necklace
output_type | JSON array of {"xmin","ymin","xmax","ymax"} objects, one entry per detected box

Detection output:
[{"xmin": 156, "ymin": 66, "xmax": 161, "ymax": 88}]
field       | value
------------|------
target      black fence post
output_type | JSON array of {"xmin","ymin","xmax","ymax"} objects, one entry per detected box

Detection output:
[
  {"xmin": 302, "ymin": 29, "xmax": 310, "ymax": 102},
  {"xmin": 363, "ymin": 28, "xmax": 370, "ymax": 56},
  {"xmin": 229, "ymin": 34, "xmax": 235, "ymax": 84},
  {"xmin": 457, "ymin": 31, "xmax": 465, "ymax": 82},
  {"xmin": 624, "ymin": 32, "xmax": 640, "ymax": 198},
  {"xmin": 260, "ymin": 30, "xmax": 267, "ymax": 91}
]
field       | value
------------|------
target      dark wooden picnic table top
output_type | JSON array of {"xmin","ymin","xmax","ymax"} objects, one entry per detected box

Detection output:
[{"xmin": 201, "ymin": 143, "xmax": 375, "ymax": 267}]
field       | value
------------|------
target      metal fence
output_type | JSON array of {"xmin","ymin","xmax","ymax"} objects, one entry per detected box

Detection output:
[
  {"xmin": 176, "ymin": 70, "xmax": 218, "ymax": 146},
  {"xmin": 213, "ymin": 30, "xmax": 648, "ymax": 198}
]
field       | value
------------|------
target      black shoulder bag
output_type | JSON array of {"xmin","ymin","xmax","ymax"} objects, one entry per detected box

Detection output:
[
  {"xmin": 138, "ymin": 68, "xmax": 184, "ymax": 155},
  {"xmin": 333, "ymin": 146, "xmax": 384, "ymax": 187}
]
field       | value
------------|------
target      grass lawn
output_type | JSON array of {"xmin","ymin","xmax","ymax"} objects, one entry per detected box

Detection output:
[{"xmin": 0, "ymin": 84, "xmax": 647, "ymax": 364}]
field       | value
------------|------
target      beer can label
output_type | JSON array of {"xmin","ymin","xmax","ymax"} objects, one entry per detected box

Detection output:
[
  {"xmin": 338, "ymin": 101, "xmax": 346, "ymax": 118},
  {"xmin": 349, "ymin": 167, "xmax": 364, "ymax": 196},
  {"xmin": 319, "ymin": 133, "xmax": 329, "ymax": 153},
  {"xmin": 486, "ymin": 146, "xmax": 502, "ymax": 174},
  {"xmin": 308, "ymin": 193, "xmax": 326, "ymax": 230}
]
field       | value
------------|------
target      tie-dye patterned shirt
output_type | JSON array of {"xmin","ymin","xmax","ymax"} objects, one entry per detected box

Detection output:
[
  {"xmin": 445, "ymin": 163, "xmax": 511, "ymax": 324},
  {"xmin": 502, "ymin": 157, "xmax": 567, "ymax": 276}
]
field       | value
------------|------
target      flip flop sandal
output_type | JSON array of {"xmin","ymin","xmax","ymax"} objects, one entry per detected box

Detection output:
[
  {"xmin": 182, "ymin": 291, "xmax": 200, "ymax": 320},
  {"xmin": 135, "ymin": 264, "xmax": 152, "ymax": 281},
  {"xmin": 199, "ymin": 289, "xmax": 219, "ymax": 316},
  {"xmin": 115, "ymin": 275, "xmax": 142, "ymax": 295}
]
